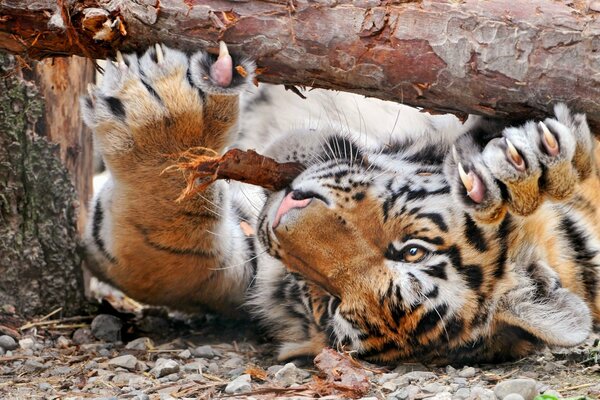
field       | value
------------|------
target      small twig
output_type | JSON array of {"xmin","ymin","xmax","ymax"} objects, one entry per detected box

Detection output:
[
  {"xmin": 558, "ymin": 382, "xmax": 597, "ymax": 392},
  {"xmin": 38, "ymin": 307, "xmax": 63, "ymax": 322},
  {"xmin": 20, "ymin": 315, "xmax": 93, "ymax": 331}
]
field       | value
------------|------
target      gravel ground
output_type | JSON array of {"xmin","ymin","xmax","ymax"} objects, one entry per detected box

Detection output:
[{"xmin": 0, "ymin": 298, "xmax": 598, "ymax": 400}]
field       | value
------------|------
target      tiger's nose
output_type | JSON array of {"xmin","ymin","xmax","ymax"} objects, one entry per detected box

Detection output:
[{"xmin": 272, "ymin": 191, "xmax": 312, "ymax": 229}]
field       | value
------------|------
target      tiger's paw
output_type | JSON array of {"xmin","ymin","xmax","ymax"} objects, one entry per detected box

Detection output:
[
  {"xmin": 81, "ymin": 43, "xmax": 255, "ymax": 159},
  {"xmin": 447, "ymin": 105, "xmax": 594, "ymax": 223}
]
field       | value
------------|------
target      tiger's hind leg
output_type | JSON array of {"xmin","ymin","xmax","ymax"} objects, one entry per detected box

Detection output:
[{"xmin": 82, "ymin": 44, "xmax": 256, "ymax": 314}]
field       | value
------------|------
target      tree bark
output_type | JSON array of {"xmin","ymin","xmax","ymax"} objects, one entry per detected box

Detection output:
[
  {"xmin": 0, "ymin": 53, "xmax": 94, "ymax": 317},
  {"xmin": 1, "ymin": 1, "xmax": 600, "ymax": 129}
]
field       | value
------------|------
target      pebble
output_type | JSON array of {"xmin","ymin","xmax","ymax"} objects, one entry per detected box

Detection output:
[
  {"xmin": 23, "ymin": 359, "xmax": 46, "ymax": 372},
  {"xmin": 224, "ymin": 373, "xmax": 251, "ymax": 394},
  {"xmin": 192, "ymin": 345, "xmax": 218, "ymax": 358},
  {"xmin": 274, "ymin": 363, "xmax": 309, "ymax": 387},
  {"xmin": 72, "ymin": 328, "xmax": 95, "ymax": 344},
  {"xmin": 91, "ymin": 314, "xmax": 123, "ymax": 342},
  {"xmin": 183, "ymin": 360, "xmax": 204, "ymax": 374},
  {"xmin": 125, "ymin": 337, "xmax": 152, "ymax": 351},
  {"xmin": 0, "ymin": 335, "xmax": 17, "ymax": 350},
  {"xmin": 48, "ymin": 366, "xmax": 72, "ymax": 376},
  {"xmin": 454, "ymin": 387, "xmax": 470, "ymax": 399},
  {"xmin": 494, "ymin": 379, "xmax": 538, "ymax": 400},
  {"xmin": 108, "ymin": 354, "xmax": 138, "ymax": 371},
  {"xmin": 38, "ymin": 382, "xmax": 52, "ymax": 391},
  {"xmin": 423, "ymin": 382, "xmax": 444, "ymax": 393},
  {"xmin": 458, "ymin": 366, "xmax": 476, "ymax": 378},
  {"xmin": 56, "ymin": 336, "xmax": 71, "ymax": 348},
  {"xmin": 178, "ymin": 349, "xmax": 191, "ymax": 359},
  {"xmin": 19, "ymin": 337, "xmax": 35, "ymax": 350},
  {"xmin": 150, "ymin": 358, "xmax": 180, "ymax": 378},
  {"xmin": 503, "ymin": 394, "xmax": 525, "ymax": 400}
]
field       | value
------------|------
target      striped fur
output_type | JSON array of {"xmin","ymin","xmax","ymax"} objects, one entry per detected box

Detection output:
[{"xmin": 84, "ymin": 45, "xmax": 599, "ymax": 364}]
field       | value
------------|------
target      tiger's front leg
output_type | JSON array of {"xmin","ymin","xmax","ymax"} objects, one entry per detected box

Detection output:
[
  {"xmin": 446, "ymin": 105, "xmax": 597, "ymax": 350},
  {"xmin": 82, "ymin": 44, "xmax": 256, "ymax": 314}
]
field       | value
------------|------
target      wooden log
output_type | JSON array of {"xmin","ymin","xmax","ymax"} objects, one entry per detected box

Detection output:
[
  {"xmin": 1, "ymin": 1, "xmax": 600, "ymax": 129},
  {"xmin": 0, "ymin": 53, "xmax": 94, "ymax": 317}
]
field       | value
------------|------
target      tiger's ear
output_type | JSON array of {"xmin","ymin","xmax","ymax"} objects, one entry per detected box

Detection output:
[{"xmin": 496, "ymin": 262, "xmax": 592, "ymax": 347}]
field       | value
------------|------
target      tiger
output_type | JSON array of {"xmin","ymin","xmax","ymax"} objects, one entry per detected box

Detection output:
[{"xmin": 82, "ymin": 43, "xmax": 600, "ymax": 365}]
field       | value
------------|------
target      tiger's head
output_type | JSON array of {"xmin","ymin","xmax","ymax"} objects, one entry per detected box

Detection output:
[{"xmin": 254, "ymin": 129, "xmax": 591, "ymax": 364}]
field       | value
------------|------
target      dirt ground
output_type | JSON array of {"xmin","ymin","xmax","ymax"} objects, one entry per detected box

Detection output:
[{"xmin": 0, "ymin": 293, "xmax": 598, "ymax": 400}]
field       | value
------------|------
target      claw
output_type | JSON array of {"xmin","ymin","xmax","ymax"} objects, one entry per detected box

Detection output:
[
  {"xmin": 505, "ymin": 138, "xmax": 525, "ymax": 170},
  {"xmin": 87, "ymin": 83, "xmax": 97, "ymax": 105},
  {"xmin": 539, "ymin": 121, "xmax": 559, "ymax": 156},
  {"xmin": 115, "ymin": 50, "xmax": 125, "ymax": 65},
  {"xmin": 458, "ymin": 162, "xmax": 473, "ymax": 193},
  {"xmin": 155, "ymin": 43, "xmax": 164, "ymax": 64},
  {"xmin": 210, "ymin": 41, "xmax": 233, "ymax": 87}
]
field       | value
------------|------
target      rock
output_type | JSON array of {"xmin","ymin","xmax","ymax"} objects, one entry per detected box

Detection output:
[
  {"xmin": 398, "ymin": 371, "xmax": 437, "ymax": 383},
  {"xmin": 458, "ymin": 366, "xmax": 476, "ymax": 378},
  {"xmin": 454, "ymin": 388, "xmax": 470, "ymax": 399},
  {"xmin": 503, "ymin": 395, "xmax": 525, "ymax": 400},
  {"xmin": 19, "ymin": 337, "xmax": 35, "ymax": 350},
  {"xmin": 192, "ymin": 345, "xmax": 218, "ymax": 358},
  {"xmin": 225, "ymin": 374, "xmax": 251, "ymax": 394},
  {"xmin": 56, "ymin": 336, "xmax": 71, "ymax": 348},
  {"xmin": 207, "ymin": 362, "xmax": 219, "ymax": 374},
  {"xmin": 108, "ymin": 355, "xmax": 138, "ymax": 371},
  {"xmin": 274, "ymin": 363, "xmax": 309, "ymax": 387},
  {"xmin": 178, "ymin": 349, "xmax": 191, "ymax": 359},
  {"xmin": 183, "ymin": 360, "xmax": 205, "ymax": 373},
  {"xmin": 150, "ymin": 358, "xmax": 180, "ymax": 378},
  {"xmin": 471, "ymin": 385, "xmax": 498, "ymax": 400},
  {"xmin": 377, "ymin": 372, "xmax": 399, "ymax": 384},
  {"xmin": 0, "ymin": 335, "xmax": 17, "ymax": 350},
  {"xmin": 494, "ymin": 379, "xmax": 539, "ymax": 400},
  {"xmin": 423, "ymin": 382, "xmax": 444, "ymax": 394},
  {"xmin": 38, "ymin": 382, "xmax": 52, "ymax": 391},
  {"xmin": 73, "ymin": 328, "xmax": 94, "ymax": 345},
  {"xmin": 48, "ymin": 366, "xmax": 72, "ymax": 376},
  {"xmin": 382, "ymin": 381, "xmax": 398, "ymax": 392},
  {"xmin": 125, "ymin": 337, "xmax": 152, "ymax": 351},
  {"xmin": 267, "ymin": 364, "xmax": 284, "ymax": 376},
  {"xmin": 431, "ymin": 393, "xmax": 452, "ymax": 400},
  {"xmin": 91, "ymin": 314, "xmax": 123, "ymax": 342},
  {"xmin": 222, "ymin": 357, "xmax": 244, "ymax": 369},
  {"xmin": 23, "ymin": 359, "xmax": 47, "ymax": 372}
]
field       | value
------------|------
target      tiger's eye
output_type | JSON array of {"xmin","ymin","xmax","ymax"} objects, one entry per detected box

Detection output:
[{"xmin": 403, "ymin": 246, "xmax": 426, "ymax": 263}]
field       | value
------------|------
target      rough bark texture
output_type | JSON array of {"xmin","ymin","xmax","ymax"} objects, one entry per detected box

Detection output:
[
  {"xmin": 0, "ymin": 53, "xmax": 93, "ymax": 317},
  {"xmin": 1, "ymin": 0, "xmax": 600, "ymax": 129}
]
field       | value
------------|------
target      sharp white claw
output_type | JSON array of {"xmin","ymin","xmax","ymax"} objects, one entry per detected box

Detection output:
[
  {"xmin": 218, "ymin": 41, "xmax": 230, "ymax": 59},
  {"xmin": 539, "ymin": 121, "xmax": 558, "ymax": 151},
  {"xmin": 505, "ymin": 138, "xmax": 525, "ymax": 169},
  {"xmin": 116, "ymin": 50, "xmax": 125, "ymax": 65},
  {"xmin": 458, "ymin": 162, "xmax": 473, "ymax": 193},
  {"xmin": 155, "ymin": 43, "xmax": 164, "ymax": 64}
]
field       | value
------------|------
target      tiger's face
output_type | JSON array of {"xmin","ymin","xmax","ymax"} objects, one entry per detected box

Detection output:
[{"xmin": 257, "ymin": 136, "xmax": 512, "ymax": 362}]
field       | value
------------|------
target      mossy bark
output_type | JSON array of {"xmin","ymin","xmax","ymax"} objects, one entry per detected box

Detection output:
[{"xmin": 0, "ymin": 52, "xmax": 92, "ymax": 317}]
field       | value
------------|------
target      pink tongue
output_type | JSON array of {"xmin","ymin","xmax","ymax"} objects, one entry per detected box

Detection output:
[{"xmin": 273, "ymin": 192, "xmax": 312, "ymax": 229}]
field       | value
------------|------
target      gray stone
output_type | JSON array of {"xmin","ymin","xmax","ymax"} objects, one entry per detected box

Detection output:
[
  {"xmin": 91, "ymin": 314, "xmax": 122, "ymax": 342},
  {"xmin": 178, "ymin": 349, "xmax": 191, "ymax": 359},
  {"xmin": 18, "ymin": 337, "xmax": 35, "ymax": 350},
  {"xmin": 207, "ymin": 362, "xmax": 219, "ymax": 374},
  {"xmin": 503, "ymin": 395, "xmax": 525, "ymax": 400},
  {"xmin": 23, "ymin": 359, "xmax": 46, "ymax": 372},
  {"xmin": 267, "ymin": 364, "xmax": 284, "ymax": 376},
  {"xmin": 56, "ymin": 335, "xmax": 71, "ymax": 348},
  {"xmin": 108, "ymin": 355, "xmax": 138, "ymax": 371},
  {"xmin": 125, "ymin": 337, "xmax": 152, "ymax": 351},
  {"xmin": 399, "ymin": 370, "xmax": 437, "ymax": 383},
  {"xmin": 73, "ymin": 328, "xmax": 94, "ymax": 345},
  {"xmin": 378, "ymin": 372, "xmax": 399, "ymax": 384},
  {"xmin": 542, "ymin": 390, "xmax": 562, "ymax": 398},
  {"xmin": 151, "ymin": 358, "xmax": 180, "ymax": 378},
  {"xmin": 224, "ymin": 373, "xmax": 251, "ymax": 394},
  {"xmin": 0, "ymin": 335, "xmax": 17, "ymax": 350},
  {"xmin": 423, "ymin": 382, "xmax": 444, "ymax": 393},
  {"xmin": 453, "ymin": 377, "xmax": 468, "ymax": 386},
  {"xmin": 274, "ymin": 363, "xmax": 309, "ymax": 387},
  {"xmin": 38, "ymin": 382, "xmax": 52, "ymax": 391},
  {"xmin": 222, "ymin": 357, "xmax": 244, "ymax": 369},
  {"xmin": 458, "ymin": 366, "xmax": 476, "ymax": 378},
  {"xmin": 183, "ymin": 361, "xmax": 204, "ymax": 374},
  {"xmin": 192, "ymin": 345, "xmax": 218, "ymax": 358},
  {"xmin": 48, "ymin": 365, "xmax": 72, "ymax": 376},
  {"xmin": 471, "ymin": 385, "xmax": 497, "ymax": 400},
  {"xmin": 494, "ymin": 379, "xmax": 539, "ymax": 400},
  {"xmin": 454, "ymin": 388, "xmax": 470, "ymax": 399},
  {"xmin": 382, "ymin": 381, "xmax": 398, "ymax": 392}
]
